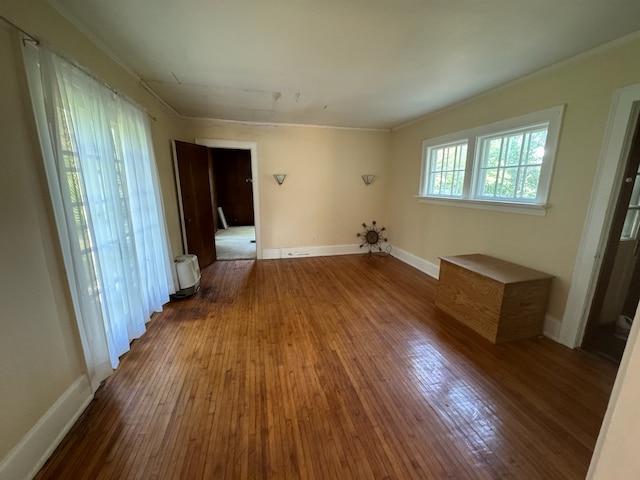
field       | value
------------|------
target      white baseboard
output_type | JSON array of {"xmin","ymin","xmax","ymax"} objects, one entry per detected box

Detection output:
[
  {"xmin": 261, "ymin": 243, "xmax": 441, "ymax": 277},
  {"xmin": 0, "ymin": 375, "xmax": 93, "ymax": 480},
  {"xmin": 260, "ymin": 243, "xmax": 564, "ymax": 344},
  {"xmin": 262, "ymin": 243, "xmax": 362, "ymax": 259},
  {"xmin": 543, "ymin": 315, "xmax": 562, "ymax": 342},
  {"xmin": 390, "ymin": 246, "xmax": 564, "ymax": 343},
  {"xmin": 389, "ymin": 245, "xmax": 440, "ymax": 279}
]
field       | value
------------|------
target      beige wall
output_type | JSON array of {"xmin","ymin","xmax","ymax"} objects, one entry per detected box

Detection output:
[
  {"xmin": 388, "ymin": 33, "xmax": 640, "ymax": 324},
  {"xmin": 2, "ymin": 0, "xmax": 190, "ymax": 260},
  {"xmin": 2, "ymin": 0, "xmax": 640, "ymax": 476},
  {"xmin": 182, "ymin": 120, "xmax": 390, "ymax": 255},
  {"xmin": 0, "ymin": 0, "xmax": 185, "ymax": 463},
  {"xmin": 0, "ymin": 0, "xmax": 390, "ymax": 460},
  {"xmin": 0, "ymin": 23, "xmax": 83, "ymax": 459}
]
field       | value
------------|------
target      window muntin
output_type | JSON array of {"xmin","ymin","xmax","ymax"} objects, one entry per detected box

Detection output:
[
  {"xmin": 621, "ymin": 165, "xmax": 640, "ymax": 241},
  {"xmin": 426, "ymin": 141, "xmax": 468, "ymax": 197},
  {"xmin": 419, "ymin": 105, "xmax": 564, "ymax": 212}
]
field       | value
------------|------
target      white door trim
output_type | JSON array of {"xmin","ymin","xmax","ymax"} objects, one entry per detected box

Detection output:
[
  {"xmin": 171, "ymin": 140, "xmax": 189, "ymax": 254},
  {"xmin": 195, "ymin": 139, "xmax": 262, "ymax": 260},
  {"xmin": 560, "ymin": 84, "xmax": 640, "ymax": 347}
]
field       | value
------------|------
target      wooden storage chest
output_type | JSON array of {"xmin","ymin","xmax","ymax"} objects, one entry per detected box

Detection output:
[{"xmin": 435, "ymin": 254, "xmax": 553, "ymax": 344}]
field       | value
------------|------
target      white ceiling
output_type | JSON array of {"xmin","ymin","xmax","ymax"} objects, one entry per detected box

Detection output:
[{"xmin": 51, "ymin": 0, "xmax": 640, "ymax": 130}]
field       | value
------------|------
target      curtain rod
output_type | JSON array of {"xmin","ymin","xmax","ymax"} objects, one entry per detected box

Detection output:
[
  {"xmin": 0, "ymin": 15, "xmax": 158, "ymax": 122},
  {"xmin": 0, "ymin": 14, "xmax": 158, "ymax": 122},
  {"xmin": 0, "ymin": 14, "xmax": 40, "ymax": 45}
]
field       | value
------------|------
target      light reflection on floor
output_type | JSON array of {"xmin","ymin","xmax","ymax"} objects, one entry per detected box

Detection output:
[{"xmin": 405, "ymin": 340, "xmax": 503, "ymax": 466}]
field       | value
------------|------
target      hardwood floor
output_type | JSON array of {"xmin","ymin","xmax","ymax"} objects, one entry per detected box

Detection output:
[{"xmin": 34, "ymin": 255, "xmax": 617, "ymax": 479}]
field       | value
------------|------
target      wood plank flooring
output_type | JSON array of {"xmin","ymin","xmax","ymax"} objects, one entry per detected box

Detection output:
[{"xmin": 34, "ymin": 255, "xmax": 617, "ymax": 479}]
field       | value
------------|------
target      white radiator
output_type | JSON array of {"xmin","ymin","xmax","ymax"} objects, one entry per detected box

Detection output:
[{"xmin": 173, "ymin": 254, "xmax": 200, "ymax": 298}]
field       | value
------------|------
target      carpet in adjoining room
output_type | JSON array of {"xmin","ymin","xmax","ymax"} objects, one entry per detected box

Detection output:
[{"xmin": 215, "ymin": 226, "xmax": 256, "ymax": 260}]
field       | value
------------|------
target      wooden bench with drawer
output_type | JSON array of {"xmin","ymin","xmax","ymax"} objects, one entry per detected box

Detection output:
[{"xmin": 435, "ymin": 254, "xmax": 553, "ymax": 344}]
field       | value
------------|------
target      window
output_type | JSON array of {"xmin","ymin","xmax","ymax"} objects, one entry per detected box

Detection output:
[
  {"xmin": 621, "ymin": 163, "xmax": 640, "ymax": 241},
  {"xmin": 426, "ymin": 141, "xmax": 467, "ymax": 197},
  {"xmin": 24, "ymin": 44, "xmax": 175, "ymax": 373},
  {"xmin": 419, "ymin": 105, "xmax": 564, "ymax": 214}
]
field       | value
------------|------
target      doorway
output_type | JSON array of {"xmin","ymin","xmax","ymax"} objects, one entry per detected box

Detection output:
[
  {"xmin": 211, "ymin": 147, "xmax": 256, "ymax": 260},
  {"xmin": 196, "ymin": 139, "xmax": 262, "ymax": 260},
  {"xmin": 581, "ymin": 107, "xmax": 640, "ymax": 362},
  {"xmin": 559, "ymin": 85, "xmax": 640, "ymax": 351},
  {"xmin": 173, "ymin": 139, "xmax": 261, "ymax": 265}
]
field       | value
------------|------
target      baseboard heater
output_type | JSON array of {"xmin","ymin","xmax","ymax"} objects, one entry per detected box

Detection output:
[{"xmin": 173, "ymin": 254, "xmax": 201, "ymax": 298}]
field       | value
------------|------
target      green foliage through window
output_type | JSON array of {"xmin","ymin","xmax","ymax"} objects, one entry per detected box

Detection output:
[
  {"xmin": 427, "ymin": 142, "xmax": 467, "ymax": 197},
  {"xmin": 419, "ymin": 105, "xmax": 564, "ymax": 211},
  {"xmin": 476, "ymin": 126, "xmax": 547, "ymax": 201}
]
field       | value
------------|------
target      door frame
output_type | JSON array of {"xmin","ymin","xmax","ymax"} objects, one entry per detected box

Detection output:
[
  {"xmin": 560, "ymin": 84, "xmax": 640, "ymax": 347},
  {"xmin": 581, "ymin": 114, "xmax": 640, "ymax": 350},
  {"xmin": 195, "ymin": 139, "xmax": 262, "ymax": 259}
]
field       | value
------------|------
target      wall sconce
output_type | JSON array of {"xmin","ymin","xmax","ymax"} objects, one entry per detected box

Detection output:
[
  {"xmin": 362, "ymin": 175, "xmax": 375, "ymax": 185},
  {"xmin": 273, "ymin": 174, "xmax": 287, "ymax": 185}
]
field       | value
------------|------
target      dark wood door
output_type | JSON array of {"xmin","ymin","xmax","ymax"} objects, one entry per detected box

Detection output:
[
  {"xmin": 213, "ymin": 148, "xmax": 254, "ymax": 226},
  {"xmin": 173, "ymin": 140, "xmax": 216, "ymax": 268}
]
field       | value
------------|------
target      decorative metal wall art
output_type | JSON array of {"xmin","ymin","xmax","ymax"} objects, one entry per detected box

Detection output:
[{"xmin": 357, "ymin": 221, "xmax": 387, "ymax": 253}]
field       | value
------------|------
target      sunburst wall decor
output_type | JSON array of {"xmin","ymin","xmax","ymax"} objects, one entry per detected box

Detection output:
[{"xmin": 357, "ymin": 221, "xmax": 387, "ymax": 253}]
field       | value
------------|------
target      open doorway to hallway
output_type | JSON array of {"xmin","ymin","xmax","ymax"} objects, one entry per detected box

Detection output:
[
  {"xmin": 195, "ymin": 139, "xmax": 262, "ymax": 261},
  {"xmin": 210, "ymin": 146, "xmax": 256, "ymax": 260}
]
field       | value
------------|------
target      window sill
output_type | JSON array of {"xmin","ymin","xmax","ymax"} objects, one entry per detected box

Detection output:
[{"xmin": 415, "ymin": 196, "xmax": 550, "ymax": 216}]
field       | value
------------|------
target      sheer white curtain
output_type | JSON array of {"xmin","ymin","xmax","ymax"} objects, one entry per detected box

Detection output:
[{"xmin": 24, "ymin": 43, "xmax": 174, "ymax": 375}]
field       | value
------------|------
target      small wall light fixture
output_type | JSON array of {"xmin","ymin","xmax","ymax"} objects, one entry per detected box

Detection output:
[
  {"xmin": 273, "ymin": 174, "xmax": 287, "ymax": 185},
  {"xmin": 362, "ymin": 175, "xmax": 375, "ymax": 185}
]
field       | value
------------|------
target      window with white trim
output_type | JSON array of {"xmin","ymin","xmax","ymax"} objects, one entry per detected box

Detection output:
[
  {"xmin": 418, "ymin": 105, "xmax": 564, "ymax": 213},
  {"xmin": 426, "ymin": 141, "xmax": 468, "ymax": 197}
]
